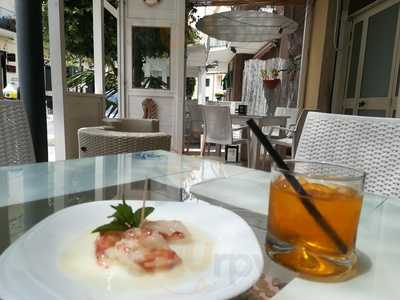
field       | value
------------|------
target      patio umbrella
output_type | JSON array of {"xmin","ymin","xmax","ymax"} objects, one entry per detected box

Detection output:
[{"xmin": 196, "ymin": 10, "xmax": 298, "ymax": 42}]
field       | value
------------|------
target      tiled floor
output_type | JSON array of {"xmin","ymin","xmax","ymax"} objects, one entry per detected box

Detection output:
[{"xmin": 184, "ymin": 145, "xmax": 249, "ymax": 167}]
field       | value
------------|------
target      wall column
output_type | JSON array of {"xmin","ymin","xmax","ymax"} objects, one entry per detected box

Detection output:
[
  {"xmin": 15, "ymin": 0, "xmax": 48, "ymax": 162},
  {"xmin": 198, "ymin": 67, "xmax": 207, "ymax": 105},
  {"xmin": 48, "ymin": 0, "xmax": 67, "ymax": 160},
  {"xmin": 302, "ymin": 0, "xmax": 337, "ymax": 112},
  {"xmin": 93, "ymin": 0, "xmax": 105, "ymax": 95}
]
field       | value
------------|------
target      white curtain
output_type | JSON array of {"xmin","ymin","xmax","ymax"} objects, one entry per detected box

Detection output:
[
  {"xmin": 242, "ymin": 59, "xmax": 267, "ymax": 115},
  {"xmin": 242, "ymin": 58, "xmax": 289, "ymax": 115}
]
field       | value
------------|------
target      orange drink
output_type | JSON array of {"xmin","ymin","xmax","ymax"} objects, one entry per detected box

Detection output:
[{"xmin": 266, "ymin": 161, "xmax": 364, "ymax": 279}]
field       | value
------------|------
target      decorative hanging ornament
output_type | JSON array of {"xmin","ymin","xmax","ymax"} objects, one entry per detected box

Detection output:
[{"xmin": 196, "ymin": 10, "xmax": 298, "ymax": 42}]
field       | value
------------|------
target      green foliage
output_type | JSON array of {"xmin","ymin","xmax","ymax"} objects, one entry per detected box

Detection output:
[
  {"xmin": 42, "ymin": 0, "xmax": 200, "ymax": 103},
  {"xmin": 42, "ymin": 0, "xmax": 119, "ymax": 113},
  {"xmin": 67, "ymin": 69, "xmax": 117, "ymax": 94},
  {"xmin": 92, "ymin": 200, "xmax": 155, "ymax": 234},
  {"xmin": 132, "ymin": 27, "xmax": 170, "ymax": 88},
  {"xmin": 42, "ymin": 0, "xmax": 118, "ymax": 72},
  {"xmin": 142, "ymin": 76, "xmax": 169, "ymax": 89},
  {"xmin": 67, "ymin": 69, "xmax": 118, "ymax": 115},
  {"xmin": 260, "ymin": 68, "xmax": 280, "ymax": 80},
  {"xmin": 186, "ymin": 2, "xmax": 201, "ymax": 44}
]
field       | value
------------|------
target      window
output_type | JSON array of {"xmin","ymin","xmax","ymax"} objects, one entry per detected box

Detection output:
[
  {"xmin": 205, "ymin": 78, "xmax": 210, "ymax": 87},
  {"xmin": 0, "ymin": 7, "xmax": 16, "ymax": 32},
  {"xmin": 132, "ymin": 26, "xmax": 171, "ymax": 89},
  {"xmin": 360, "ymin": 4, "xmax": 399, "ymax": 98}
]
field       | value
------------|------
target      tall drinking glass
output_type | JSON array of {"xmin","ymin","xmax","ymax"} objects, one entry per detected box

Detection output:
[{"xmin": 266, "ymin": 161, "xmax": 365, "ymax": 279}]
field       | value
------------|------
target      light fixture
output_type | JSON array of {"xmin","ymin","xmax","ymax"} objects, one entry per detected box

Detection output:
[
  {"xmin": 196, "ymin": 10, "xmax": 298, "ymax": 42},
  {"xmin": 143, "ymin": 0, "xmax": 161, "ymax": 7}
]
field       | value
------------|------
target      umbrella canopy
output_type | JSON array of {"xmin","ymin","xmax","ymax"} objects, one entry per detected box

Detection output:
[
  {"xmin": 190, "ymin": 0, "xmax": 305, "ymax": 5},
  {"xmin": 196, "ymin": 10, "xmax": 298, "ymax": 42}
]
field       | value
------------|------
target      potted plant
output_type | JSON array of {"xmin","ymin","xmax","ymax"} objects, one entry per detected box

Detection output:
[
  {"xmin": 215, "ymin": 92, "xmax": 224, "ymax": 101},
  {"xmin": 261, "ymin": 68, "xmax": 281, "ymax": 90}
]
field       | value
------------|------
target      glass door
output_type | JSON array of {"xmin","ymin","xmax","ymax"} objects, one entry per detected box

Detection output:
[{"xmin": 343, "ymin": 0, "xmax": 400, "ymax": 117}]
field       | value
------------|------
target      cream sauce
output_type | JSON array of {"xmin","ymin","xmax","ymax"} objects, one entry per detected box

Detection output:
[{"xmin": 59, "ymin": 225, "xmax": 214, "ymax": 292}]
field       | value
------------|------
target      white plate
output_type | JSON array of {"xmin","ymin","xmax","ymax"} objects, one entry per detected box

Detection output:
[{"xmin": 0, "ymin": 201, "xmax": 263, "ymax": 300}]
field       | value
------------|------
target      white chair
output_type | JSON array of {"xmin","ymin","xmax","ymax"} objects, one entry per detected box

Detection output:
[
  {"xmin": 0, "ymin": 100, "xmax": 35, "ymax": 167},
  {"xmin": 295, "ymin": 112, "xmax": 400, "ymax": 198},
  {"xmin": 267, "ymin": 109, "xmax": 316, "ymax": 157},
  {"xmin": 264, "ymin": 107, "xmax": 297, "ymax": 154},
  {"xmin": 200, "ymin": 105, "xmax": 250, "ymax": 167},
  {"xmin": 184, "ymin": 103, "xmax": 203, "ymax": 152},
  {"xmin": 275, "ymin": 107, "xmax": 298, "ymax": 127}
]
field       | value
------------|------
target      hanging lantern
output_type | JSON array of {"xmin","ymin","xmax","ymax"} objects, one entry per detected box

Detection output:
[{"xmin": 196, "ymin": 10, "xmax": 298, "ymax": 42}]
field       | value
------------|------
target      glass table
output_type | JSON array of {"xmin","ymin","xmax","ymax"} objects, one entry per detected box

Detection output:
[{"xmin": 0, "ymin": 150, "xmax": 398, "ymax": 299}]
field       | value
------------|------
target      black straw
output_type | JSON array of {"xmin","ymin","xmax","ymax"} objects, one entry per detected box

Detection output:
[{"xmin": 247, "ymin": 119, "xmax": 348, "ymax": 254}]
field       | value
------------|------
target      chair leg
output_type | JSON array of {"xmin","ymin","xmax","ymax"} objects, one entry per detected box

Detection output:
[
  {"xmin": 217, "ymin": 144, "xmax": 222, "ymax": 156},
  {"xmin": 246, "ymin": 140, "xmax": 248, "ymax": 168},
  {"xmin": 200, "ymin": 137, "xmax": 206, "ymax": 157},
  {"xmin": 255, "ymin": 140, "xmax": 262, "ymax": 169},
  {"xmin": 186, "ymin": 142, "xmax": 190, "ymax": 153},
  {"xmin": 187, "ymin": 136, "xmax": 192, "ymax": 153}
]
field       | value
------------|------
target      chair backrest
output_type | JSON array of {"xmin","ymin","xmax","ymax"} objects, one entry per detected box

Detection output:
[
  {"xmin": 200, "ymin": 105, "xmax": 233, "ymax": 145},
  {"xmin": 185, "ymin": 103, "xmax": 203, "ymax": 138},
  {"xmin": 186, "ymin": 103, "xmax": 203, "ymax": 122},
  {"xmin": 0, "ymin": 100, "xmax": 35, "ymax": 167},
  {"xmin": 184, "ymin": 111, "xmax": 192, "ymax": 137},
  {"xmin": 292, "ymin": 109, "xmax": 317, "ymax": 156},
  {"xmin": 295, "ymin": 112, "xmax": 400, "ymax": 198},
  {"xmin": 268, "ymin": 107, "xmax": 298, "ymax": 138}
]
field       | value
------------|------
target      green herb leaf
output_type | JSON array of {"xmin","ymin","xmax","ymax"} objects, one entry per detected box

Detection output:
[
  {"xmin": 92, "ymin": 201, "xmax": 155, "ymax": 234},
  {"xmin": 132, "ymin": 207, "xmax": 155, "ymax": 227},
  {"xmin": 108, "ymin": 202, "xmax": 135, "ymax": 226},
  {"xmin": 92, "ymin": 221, "xmax": 129, "ymax": 234}
]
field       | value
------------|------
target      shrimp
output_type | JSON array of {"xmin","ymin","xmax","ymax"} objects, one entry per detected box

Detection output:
[
  {"xmin": 100, "ymin": 228, "xmax": 181, "ymax": 272},
  {"xmin": 135, "ymin": 248, "xmax": 181, "ymax": 271},
  {"xmin": 123, "ymin": 227, "xmax": 169, "ymax": 249},
  {"xmin": 141, "ymin": 220, "xmax": 190, "ymax": 241},
  {"xmin": 95, "ymin": 231, "xmax": 124, "ymax": 267}
]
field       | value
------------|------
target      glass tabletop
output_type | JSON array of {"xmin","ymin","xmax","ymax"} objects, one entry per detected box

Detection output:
[{"xmin": 0, "ymin": 150, "xmax": 395, "ymax": 300}]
